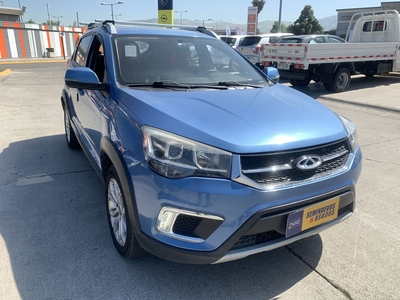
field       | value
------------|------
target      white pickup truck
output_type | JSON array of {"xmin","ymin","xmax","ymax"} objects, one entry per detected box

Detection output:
[{"xmin": 260, "ymin": 10, "xmax": 400, "ymax": 92}]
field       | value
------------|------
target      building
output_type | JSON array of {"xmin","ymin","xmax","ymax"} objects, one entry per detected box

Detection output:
[
  {"xmin": 336, "ymin": 1, "xmax": 400, "ymax": 37},
  {"xmin": 0, "ymin": 6, "xmax": 24, "ymax": 22}
]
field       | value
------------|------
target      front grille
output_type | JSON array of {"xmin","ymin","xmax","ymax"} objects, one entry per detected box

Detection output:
[{"xmin": 241, "ymin": 139, "xmax": 350, "ymax": 188}]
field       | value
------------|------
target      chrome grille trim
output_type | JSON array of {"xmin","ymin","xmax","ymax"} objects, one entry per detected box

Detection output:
[{"xmin": 234, "ymin": 139, "xmax": 352, "ymax": 191}]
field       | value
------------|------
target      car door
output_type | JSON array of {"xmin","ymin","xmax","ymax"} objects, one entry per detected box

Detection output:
[{"xmin": 76, "ymin": 35, "xmax": 108, "ymax": 169}]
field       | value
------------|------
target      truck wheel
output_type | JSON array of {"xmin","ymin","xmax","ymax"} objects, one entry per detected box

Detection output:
[
  {"xmin": 332, "ymin": 68, "xmax": 351, "ymax": 92},
  {"xmin": 106, "ymin": 165, "xmax": 147, "ymax": 259},
  {"xmin": 64, "ymin": 109, "xmax": 80, "ymax": 149},
  {"xmin": 289, "ymin": 78, "xmax": 311, "ymax": 87}
]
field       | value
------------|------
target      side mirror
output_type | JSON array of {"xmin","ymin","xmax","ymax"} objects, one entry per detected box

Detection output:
[
  {"xmin": 65, "ymin": 68, "xmax": 107, "ymax": 90},
  {"xmin": 265, "ymin": 67, "xmax": 280, "ymax": 83}
]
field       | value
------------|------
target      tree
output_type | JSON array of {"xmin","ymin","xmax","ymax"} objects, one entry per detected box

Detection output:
[
  {"xmin": 271, "ymin": 21, "xmax": 287, "ymax": 33},
  {"xmin": 42, "ymin": 20, "xmax": 60, "ymax": 26},
  {"xmin": 287, "ymin": 5, "xmax": 324, "ymax": 35},
  {"xmin": 26, "ymin": 19, "xmax": 35, "ymax": 24},
  {"xmin": 251, "ymin": 0, "xmax": 265, "ymax": 15}
]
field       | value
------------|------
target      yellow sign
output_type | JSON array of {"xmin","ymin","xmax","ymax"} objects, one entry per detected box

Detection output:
[
  {"xmin": 301, "ymin": 197, "xmax": 340, "ymax": 231},
  {"xmin": 158, "ymin": 10, "xmax": 174, "ymax": 24}
]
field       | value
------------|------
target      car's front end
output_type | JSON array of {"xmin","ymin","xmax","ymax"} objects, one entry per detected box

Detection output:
[{"xmin": 116, "ymin": 84, "xmax": 362, "ymax": 264}]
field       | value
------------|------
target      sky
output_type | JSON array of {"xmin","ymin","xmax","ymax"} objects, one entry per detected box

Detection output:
[{"xmin": 2, "ymin": 0, "xmax": 387, "ymax": 26}]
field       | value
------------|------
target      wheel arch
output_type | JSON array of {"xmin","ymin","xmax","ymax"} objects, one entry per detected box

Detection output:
[{"xmin": 100, "ymin": 137, "xmax": 142, "ymax": 235}]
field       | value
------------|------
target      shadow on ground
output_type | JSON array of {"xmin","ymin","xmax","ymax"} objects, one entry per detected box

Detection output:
[{"xmin": 0, "ymin": 135, "xmax": 324, "ymax": 299}]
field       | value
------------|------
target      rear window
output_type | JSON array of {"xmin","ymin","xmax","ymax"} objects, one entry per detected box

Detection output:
[
  {"xmin": 279, "ymin": 38, "xmax": 303, "ymax": 44},
  {"xmin": 238, "ymin": 36, "xmax": 262, "ymax": 46}
]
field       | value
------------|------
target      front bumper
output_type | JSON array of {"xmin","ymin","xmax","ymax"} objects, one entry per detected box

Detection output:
[
  {"xmin": 130, "ymin": 147, "xmax": 362, "ymax": 264},
  {"xmin": 135, "ymin": 187, "xmax": 355, "ymax": 264}
]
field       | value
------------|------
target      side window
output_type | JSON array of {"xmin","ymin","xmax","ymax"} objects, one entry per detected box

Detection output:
[
  {"xmin": 89, "ymin": 38, "xmax": 106, "ymax": 82},
  {"xmin": 74, "ymin": 35, "xmax": 93, "ymax": 67},
  {"xmin": 328, "ymin": 37, "xmax": 343, "ymax": 43},
  {"xmin": 314, "ymin": 37, "xmax": 326, "ymax": 43}
]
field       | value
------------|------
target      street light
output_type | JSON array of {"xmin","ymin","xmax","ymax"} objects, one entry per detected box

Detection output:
[
  {"xmin": 101, "ymin": 1, "xmax": 123, "ymax": 21},
  {"xmin": 53, "ymin": 15, "xmax": 62, "ymax": 25},
  {"xmin": 278, "ymin": 0, "xmax": 283, "ymax": 32},
  {"xmin": 175, "ymin": 10, "xmax": 187, "ymax": 25},
  {"xmin": 195, "ymin": 18, "xmax": 212, "ymax": 27},
  {"xmin": 115, "ymin": 14, "xmax": 121, "ymax": 21}
]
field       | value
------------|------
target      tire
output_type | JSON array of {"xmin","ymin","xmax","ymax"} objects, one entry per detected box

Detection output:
[
  {"xmin": 331, "ymin": 68, "xmax": 351, "ymax": 93},
  {"xmin": 105, "ymin": 166, "xmax": 146, "ymax": 259},
  {"xmin": 289, "ymin": 78, "xmax": 311, "ymax": 87},
  {"xmin": 64, "ymin": 108, "xmax": 80, "ymax": 149}
]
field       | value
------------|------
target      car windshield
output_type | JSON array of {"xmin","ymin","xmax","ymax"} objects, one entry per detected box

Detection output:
[{"xmin": 113, "ymin": 35, "xmax": 268, "ymax": 87}]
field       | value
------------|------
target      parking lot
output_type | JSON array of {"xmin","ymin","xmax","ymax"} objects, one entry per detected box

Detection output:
[{"xmin": 0, "ymin": 62, "xmax": 399, "ymax": 300}]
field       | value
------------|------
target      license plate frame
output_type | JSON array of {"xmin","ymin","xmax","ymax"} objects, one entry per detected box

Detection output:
[
  {"xmin": 278, "ymin": 62, "xmax": 291, "ymax": 70},
  {"xmin": 286, "ymin": 197, "xmax": 340, "ymax": 238}
]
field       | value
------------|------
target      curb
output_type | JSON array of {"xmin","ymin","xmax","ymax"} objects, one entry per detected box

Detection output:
[{"xmin": 0, "ymin": 69, "xmax": 11, "ymax": 76}]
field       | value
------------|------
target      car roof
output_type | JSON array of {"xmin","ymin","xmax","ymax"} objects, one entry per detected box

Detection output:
[{"xmin": 87, "ymin": 21, "xmax": 218, "ymax": 39}]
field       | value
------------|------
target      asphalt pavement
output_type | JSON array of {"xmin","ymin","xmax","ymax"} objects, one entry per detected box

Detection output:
[{"xmin": 0, "ymin": 60, "xmax": 400, "ymax": 300}]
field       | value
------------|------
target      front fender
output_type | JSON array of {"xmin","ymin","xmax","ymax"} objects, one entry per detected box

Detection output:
[{"xmin": 100, "ymin": 137, "xmax": 142, "ymax": 235}]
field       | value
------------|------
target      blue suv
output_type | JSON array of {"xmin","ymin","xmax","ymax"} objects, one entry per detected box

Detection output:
[{"xmin": 61, "ymin": 21, "xmax": 362, "ymax": 264}]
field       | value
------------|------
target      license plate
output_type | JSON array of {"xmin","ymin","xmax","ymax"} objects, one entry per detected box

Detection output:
[
  {"xmin": 286, "ymin": 197, "xmax": 340, "ymax": 238},
  {"xmin": 278, "ymin": 62, "xmax": 290, "ymax": 70}
]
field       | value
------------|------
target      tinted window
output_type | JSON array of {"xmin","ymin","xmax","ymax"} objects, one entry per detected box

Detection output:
[
  {"xmin": 363, "ymin": 21, "xmax": 387, "ymax": 32},
  {"xmin": 238, "ymin": 36, "xmax": 262, "ymax": 46},
  {"xmin": 74, "ymin": 35, "xmax": 93, "ymax": 67}
]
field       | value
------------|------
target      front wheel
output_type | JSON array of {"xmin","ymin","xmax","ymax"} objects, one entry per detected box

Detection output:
[
  {"xmin": 331, "ymin": 68, "xmax": 351, "ymax": 92},
  {"xmin": 105, "ymin": 166, "xmax": 146, "ymax": 259},
  {"xmin": 289, "ymin": 78, "xmax": 311, "ymax": 87}
]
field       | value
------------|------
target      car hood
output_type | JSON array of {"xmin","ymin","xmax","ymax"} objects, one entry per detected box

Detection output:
[{"xmin": 118, "ymin": 84, "xmax": 347, "ymax": 153}]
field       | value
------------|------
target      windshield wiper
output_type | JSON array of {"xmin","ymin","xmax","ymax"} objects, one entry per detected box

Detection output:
[
  {"xmin": 217, "ymin": 81, "xmax": 264, "ymax": 88},
  {"xmin": 128, "ymin": 80, "xmax": 190, "ymax": 89},
  {"xmin": 128, "ymin": 80, "xmax": 228, "ymax": 90}
]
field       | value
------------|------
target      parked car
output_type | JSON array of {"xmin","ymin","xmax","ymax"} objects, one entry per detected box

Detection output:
[
  {"xmin": 61, "ymin": 21, "xmax": 362, "ymax": 264},
  {"xmin": 219, "ymin": 35, "xmax": 247, "ymax": 49},
  {"xmin": 237, "ymin": 33, "xmax": 293, "ymax": 64},
  {"xmin": 277, "ymin": 34, "xmax": 346, "ymax": 44}
]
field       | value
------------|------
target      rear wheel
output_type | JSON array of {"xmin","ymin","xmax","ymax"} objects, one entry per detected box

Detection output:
[
  {"xmin": 289, "ymin": 78, "xmax": 311, "ymax": 87},
  {"xmin": 106, "ymin": 166, "xmax": 146, "ymax": 259},
  {"xmin": 331, "ymin": 68, "xmax": 351, "ymax": 92},
  {"xmin": 64, "ymin": 109, "xmax": 80, "ymax": 149}
]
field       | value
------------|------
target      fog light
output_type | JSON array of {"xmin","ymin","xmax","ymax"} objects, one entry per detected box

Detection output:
[{"xmin": 157, "ymin": 210, "xmax": 178, "ymax": 233}]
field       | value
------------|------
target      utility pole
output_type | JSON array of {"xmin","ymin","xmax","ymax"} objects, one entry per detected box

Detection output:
[{"xmin": 47, "ymin": 3, "xmax": 51, "ymax": 25}]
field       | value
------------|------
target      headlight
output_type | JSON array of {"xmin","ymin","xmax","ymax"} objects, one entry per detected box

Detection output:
[
  {"xmin": 142, "ymin": 126, "xmax": 232, "ymax": 179},
  {"xmin": 339, "ymin": 116, "xmax": 359, "ymax": 151}
]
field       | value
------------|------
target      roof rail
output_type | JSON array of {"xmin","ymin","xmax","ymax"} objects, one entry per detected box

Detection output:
[
  {"xmin": 94, "ymin": 19, "xmax": 218, "ymax": 38},
  {"xmin": 81, "ymin": 20, "xmax": 117, "ymax": 34}
]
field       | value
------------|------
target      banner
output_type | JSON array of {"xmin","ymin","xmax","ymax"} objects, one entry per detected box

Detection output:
[
  {"xmin": 158, "ymin": 0, "xmax": 174, "ymax": 24},
  {"xmin": 226, "ymin": 25, "xmax": 231, "ymax": 36}
]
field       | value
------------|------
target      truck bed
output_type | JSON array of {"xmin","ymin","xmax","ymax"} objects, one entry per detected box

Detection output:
[{"xmin": 261, "ymin": 42, "xmax": 399, "ymax": 71}]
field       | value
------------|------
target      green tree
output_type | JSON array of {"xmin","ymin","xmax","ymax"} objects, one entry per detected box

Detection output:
[
  {"xmin": 251, "ymin": 0, "xmax": 265, "ymax": 15},
  {"xmin": 271, "ymin": 21, "xmax": 287, "ymax": 33},
  {"xmin": 42, "ymin": 20, "xmax": 60, "ymax": 26},
  {"xmin": 287, "ymin": 5, "xmax": 324, "ymax": 35},
  {"xmin": 26, "ymin": 19, "xmax": 35, "ymax": 24}
]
